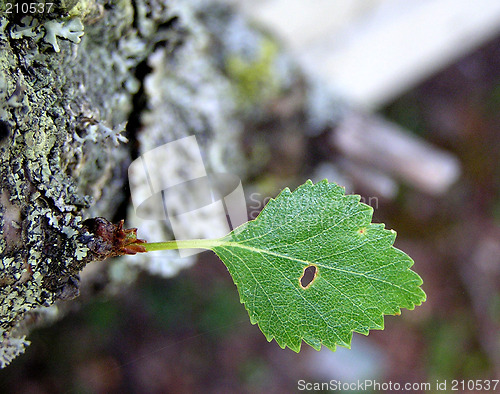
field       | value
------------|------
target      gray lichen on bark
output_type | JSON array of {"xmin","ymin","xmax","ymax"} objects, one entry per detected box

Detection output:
[{"xmin": 0, "ymin": 0, "xmax": 267, "ymax": 367}]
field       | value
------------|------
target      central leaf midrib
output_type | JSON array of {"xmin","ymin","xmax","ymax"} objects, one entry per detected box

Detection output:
[{"xmin": 214, "ymin": 240, "xmax": 407, "ymax": 293}]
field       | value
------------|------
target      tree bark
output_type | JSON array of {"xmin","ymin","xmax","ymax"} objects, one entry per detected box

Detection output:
[{"xmin": 0, "ymin": 0, "xmax": 250, "ymax": 367}]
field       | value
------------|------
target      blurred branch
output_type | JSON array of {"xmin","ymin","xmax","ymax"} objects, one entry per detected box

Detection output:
[{"xmin": 332, "ymin": 111, "xmax": 461, "ymax": 196}]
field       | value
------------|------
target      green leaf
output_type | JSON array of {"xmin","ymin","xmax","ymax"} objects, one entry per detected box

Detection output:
[
  {"xmin": 207, "ymin": 180, "xmax": 426, "ymax": 352},
  {"xmin": 139, "ymin": 179, "xmax": 426, "ymax": 352}
]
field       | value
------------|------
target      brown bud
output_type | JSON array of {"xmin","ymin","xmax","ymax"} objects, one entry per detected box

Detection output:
[{"xmin": 82, "ymin": 217, "xmax": 147, "ymax": 259}]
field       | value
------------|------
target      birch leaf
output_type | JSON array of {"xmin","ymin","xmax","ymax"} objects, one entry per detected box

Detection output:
[{"xmin": 208, "ymin": 180, "xmax": 426, "ymax": 351}]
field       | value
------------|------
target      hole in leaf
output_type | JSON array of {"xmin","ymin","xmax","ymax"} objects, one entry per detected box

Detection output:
[{"xmin": 300, "ymin": 265, "xmax": 317, "ymax": 289}]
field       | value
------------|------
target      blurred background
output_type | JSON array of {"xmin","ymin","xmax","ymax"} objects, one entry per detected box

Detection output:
[{"xmin": 1, "ymin": 0, "xmax": 499, "ymax": 392}]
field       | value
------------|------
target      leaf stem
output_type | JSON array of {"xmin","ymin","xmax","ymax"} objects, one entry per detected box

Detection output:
[{"xmin": 141, "ymin": 239, "xmax": 224, "ymax": 252}]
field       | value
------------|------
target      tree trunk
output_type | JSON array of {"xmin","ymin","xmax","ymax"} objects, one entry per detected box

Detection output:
[{"xmin": 0, "ymin": 0, "xmax": 251, "ymax": 367}]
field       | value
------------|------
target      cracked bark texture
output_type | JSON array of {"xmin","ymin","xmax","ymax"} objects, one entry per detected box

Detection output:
[{"xmin": 0, "ymin": 0, "xmax": 277, "ymax": 367}]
